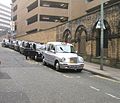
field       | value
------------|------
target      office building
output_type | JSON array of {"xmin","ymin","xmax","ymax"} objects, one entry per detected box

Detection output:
[{"xmin": 0, "ymin": 3, "xmax": 11, "ymax": 35}]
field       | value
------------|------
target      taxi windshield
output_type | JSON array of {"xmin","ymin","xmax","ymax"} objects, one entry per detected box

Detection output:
[{"xmin": 56, "ymin": 45, "xmax": 75, "ymax": 53}]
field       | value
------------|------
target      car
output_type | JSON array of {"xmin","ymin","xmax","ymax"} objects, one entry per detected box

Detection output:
[
  {"xmin": 14, "ymin": 40, "xmax": 22, "ymax": 52},
  {"xmin": 25, "ymin": 42, "xmax": 36, "ymax": 59},
  {"xmin": 19, "ymin": 41, "xmax": 26, "ymax": 54},
  {"xmin": 9, "ymin": 40, "xmax": 16, "ymax": 49},
  {"xmin": 1, "ymin": 39, "xmax": 10, "ymax": 47},
  {"xmin": 34, "ymin": 43, "xmax": 46, "ymax": 61},
  {"xmin": 42, "ymin": 42, "xmax": 84, "ymax": 71}
]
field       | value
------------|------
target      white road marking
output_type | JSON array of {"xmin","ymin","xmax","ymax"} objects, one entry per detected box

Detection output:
[
  {"xmin": 62, "ymin": 74, "xmax": 81, "ymax": 79},
  {"xmin": 90, "ymin": 75, "xmax": 120, "ymax": 84},
  {"xmin": 105, "ymin": 93, "xmax": 120, "ymax": 100},
  {"xmin": 76, "ymin": 76, "xmax": 81, "ymax": 78},
  {"xmin": 90, "ymin": 86, "xmax": 100, "ymax": 91},
  {"xmin": 63, "ymin": 74, "xmax": 73, "ymax": 78}
]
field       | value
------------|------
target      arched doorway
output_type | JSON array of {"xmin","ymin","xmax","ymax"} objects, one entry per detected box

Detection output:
[
  {"xmin": 92, "ymin": 19, "xmax": 111, "ymax": 57},
  {"xmin": 63, "ymin": 29, "xmax": 71, "ymax": 43},
  {"xmin": 74, "ymin": 25, "xmax": 87, "ymax": 56}
]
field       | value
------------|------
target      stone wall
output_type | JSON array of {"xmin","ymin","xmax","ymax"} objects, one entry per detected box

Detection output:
[
  {"xmin": 16, "ymin": 2, "xmax": 120, "ymax": 68},
  {"xmin": 16, "ymin": 28, "xmax": 57, "ymax": 43}
]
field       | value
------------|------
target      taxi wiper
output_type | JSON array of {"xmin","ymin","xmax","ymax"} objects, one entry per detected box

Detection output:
[{"xmin": 60, "ymin": 47, "xmax": 69, "ymax": 53}]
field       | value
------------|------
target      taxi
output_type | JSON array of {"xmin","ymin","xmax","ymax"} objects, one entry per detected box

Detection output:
[{"xmin": 42, "ymin": 42, "xmax": 84, "ymax": 71}]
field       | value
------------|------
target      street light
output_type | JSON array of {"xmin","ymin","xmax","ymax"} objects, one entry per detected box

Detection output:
[{"xmin": 100, "ymin": 0, "xmax": 104, "ymax": 70}]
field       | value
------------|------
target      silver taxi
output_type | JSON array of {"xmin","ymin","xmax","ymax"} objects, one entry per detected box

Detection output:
[{"xmin": 42, "ymin": 42, "xmax": 84, "ymax": 71}]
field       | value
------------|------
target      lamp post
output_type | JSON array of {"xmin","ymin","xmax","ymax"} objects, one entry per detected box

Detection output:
[{"xmin": 100, "ymin": 0, "xmax": 104, "ymax": 70}]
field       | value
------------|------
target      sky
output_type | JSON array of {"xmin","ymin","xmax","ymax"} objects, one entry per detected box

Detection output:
[{"xmin": 0, "ymin": 0, "xmax": 12, "ymax": 7}]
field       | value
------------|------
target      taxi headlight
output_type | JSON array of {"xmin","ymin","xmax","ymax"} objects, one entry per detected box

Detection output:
[
  {"xmin": 78, "ymin": 56, "xmax": 84, "ymax": 63},
  {"xmin": 61, "ymin": 57, "xmax": 66, "ymax": 62}
]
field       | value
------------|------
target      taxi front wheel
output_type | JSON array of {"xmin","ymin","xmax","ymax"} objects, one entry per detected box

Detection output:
[{"xmin": 55, "ymin": 62, "xmax": 60, "ymax": 71}]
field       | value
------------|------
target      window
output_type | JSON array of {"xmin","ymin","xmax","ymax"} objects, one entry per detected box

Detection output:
[
  {"xmin": 13, "ymin": 15, "xmax": 17, "ymax": 21},
  {"xmin": 85, "ymin": 0, "xmax": 93, "ymax": 3},
  {"xmin": 26, "ymin": 28, "xmax": 38, "ymax": 34},
  {"xmin": 13, "ymin": 5, "xmax": 17, "ymax": 12},
  {"xmin": 27, "ymin": 14, "xmax": 38, "ymax": 25},
  {"xmin": 56, "ymin": 45, "xmax": 75, "ymax": 53},
  {"xmin": 27, "ymin": 0, "xmax": 38, "ymax": 12},
  {"xmin": 0, "ymin": 12, "xmax": 11, "ymax": 18},
  {"xmin": 0, "ymin": 21, "xmax": 10, "ymax": 26},
  {"xmin": 12, "ymin": 0, "xmax": 16, "ymax": 3},
  {"xmin": 40, "ymin": 15, "xmax": 68, "ymax": 23},
  {"xmin": 51, "ymin": 45, "xmax": 55, "ymax": 51},
  {"xmin": 40, "ymin": 1, "xmax": 68, "ymax": 9},
  {"xmin": 15, "ymin": 24, "xmax": 17, "ymax": 31}
]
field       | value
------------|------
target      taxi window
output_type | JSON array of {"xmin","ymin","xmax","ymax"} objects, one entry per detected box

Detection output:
[
  {"xmin": 56, "ymin": 45, "xmax": 75, "ymax": 53},
  {"xmin": 47, "ymin": 45, "xmax": 51, "ymax": 51},
  {"xmin": 51, "ymin": 45, "xmax": 55, "ymax": 50}
]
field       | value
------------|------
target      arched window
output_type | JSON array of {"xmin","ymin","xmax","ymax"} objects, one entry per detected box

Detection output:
[{"xmin": 63, "ymin": 29, "xmax": 71, "ymax": 43}]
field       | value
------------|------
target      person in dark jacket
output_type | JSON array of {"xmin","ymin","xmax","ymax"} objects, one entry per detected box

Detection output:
[
  {"xmin": 25, "ymin": 42, "xmax": 30, "ymax": 59},
  {"xmin": 33, "ymin": 43, "xmax": 36, "ymax": 50}
]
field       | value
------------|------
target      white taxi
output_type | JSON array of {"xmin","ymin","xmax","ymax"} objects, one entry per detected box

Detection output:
[{"xmin": 42, "ymin": 42, "xmax": 84, "ymax": 71}]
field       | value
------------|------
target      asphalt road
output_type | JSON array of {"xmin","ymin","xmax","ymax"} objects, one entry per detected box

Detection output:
[{"xmin": 0, "ymin": 45, "xmax": 120, "ymax": 103}]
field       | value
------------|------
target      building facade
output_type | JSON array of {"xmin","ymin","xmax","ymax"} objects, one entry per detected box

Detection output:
[
  {"xmin": 12, "ymin": 0, "xmax": 90, "ymax": 35},
  {"xmin": 0, "ymin": 3, "xmax": 11, "ymax": 36},
  {"xmin": 12, "ymin": 0, "xmax": 69, "ymax": 35},
  {"xmin": 16, "ymin": 0, "xmax": 120, "ymax": 68}
]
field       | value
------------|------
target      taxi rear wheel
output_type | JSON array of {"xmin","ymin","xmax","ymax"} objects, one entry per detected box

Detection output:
[
  {"xmin": 77, "ymin": 69, "xmax": 82, "ymax": 72},
  {"xmin": 55, "ymin": 62, "xmax": 60, "ymax": 71},
  {"xmin": 34, "ymin": 53, "xmax": 38, "ymax": 60},
  {"xmin": 43, "ymin": 58, "xmax": 46, "ymax": 65}
]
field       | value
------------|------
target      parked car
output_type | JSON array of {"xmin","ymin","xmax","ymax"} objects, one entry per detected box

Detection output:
[
  {"xmin": 14, "ymin": 40, "xmax": 22, "ymax": 52},
  {"xmin": 9, "ymin": 40, "xmax": 16, "ymax": 49},
  {"xmin": 24, "ymin": 42, "xmax": 36, "ymax": 59},
  {"xmin": 19, "ymin": 41, "xmax": 26, "ymax": 54},
  {"xmin": 34, "ymin": 43, "xmax": 46, "ymax": 61},
  {"xmin": 1, "ymin": 39, "xmax": 10, "ymax": 47},
  {"xmin": 42, "ymin": 42, "xmax": 84, "ymax": 71}
]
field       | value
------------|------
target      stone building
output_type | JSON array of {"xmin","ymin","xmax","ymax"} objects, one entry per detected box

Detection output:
[
  {"xmin": 16, "ymin": 0, "xmax": 120, "ymax": 68},
  {"xmin": 55, "ymin": 0, "xmax": 120, "ymax": 68}
]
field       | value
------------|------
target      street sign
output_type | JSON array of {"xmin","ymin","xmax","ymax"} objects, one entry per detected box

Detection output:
[{"xmin": 96, "ymin": 19, "xmax": 106, "ymax": 29}]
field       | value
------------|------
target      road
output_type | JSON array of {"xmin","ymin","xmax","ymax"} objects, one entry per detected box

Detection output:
[{"xmin": 0, "ymin": 45, "xmax": 120, "ymax": 103}]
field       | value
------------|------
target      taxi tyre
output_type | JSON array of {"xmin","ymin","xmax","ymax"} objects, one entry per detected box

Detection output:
[
  {"xmin": 77, "ymin": 69, "xmax": 82, "ymax": 72},
  {"xmin": 55, "ymin": 61, "xmax": 60, "ymax": 71},
  {"xmin": 34, "ymin": 53, "xmax": 38, "ymax": 60},
  {"xmin": 43, "ymin": 57, "xmax": 47, "ymax": 65}
]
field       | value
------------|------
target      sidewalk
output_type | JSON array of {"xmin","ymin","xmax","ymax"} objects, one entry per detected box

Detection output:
[{"xmin": 84, "ymin": 62, "xmax": 120, "ymax": 81}]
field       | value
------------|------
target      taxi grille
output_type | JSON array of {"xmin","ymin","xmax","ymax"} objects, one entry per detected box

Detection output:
[{"xmin": 70, "ymin": 57, "xmax": 77, "ymax": 63}]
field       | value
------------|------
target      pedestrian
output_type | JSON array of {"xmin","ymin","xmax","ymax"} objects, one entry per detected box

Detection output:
[
  {"xmin": 33, "ymin": 43, "xmax": 36, "ymax": 50},
  {"xmin": 25, "ymin": 42, "xmax": 30, "ymax": 60}
]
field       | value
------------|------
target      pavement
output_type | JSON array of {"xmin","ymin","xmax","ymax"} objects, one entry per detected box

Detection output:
[{"xmin": 84, "ymin": 62, "xmax": 120, "ymax": 81}]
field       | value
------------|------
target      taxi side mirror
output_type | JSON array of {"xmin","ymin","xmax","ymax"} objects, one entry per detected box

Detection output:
[{"xmin": 50, "ymin": 50, "xmax": 55, "ymax": 53}]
